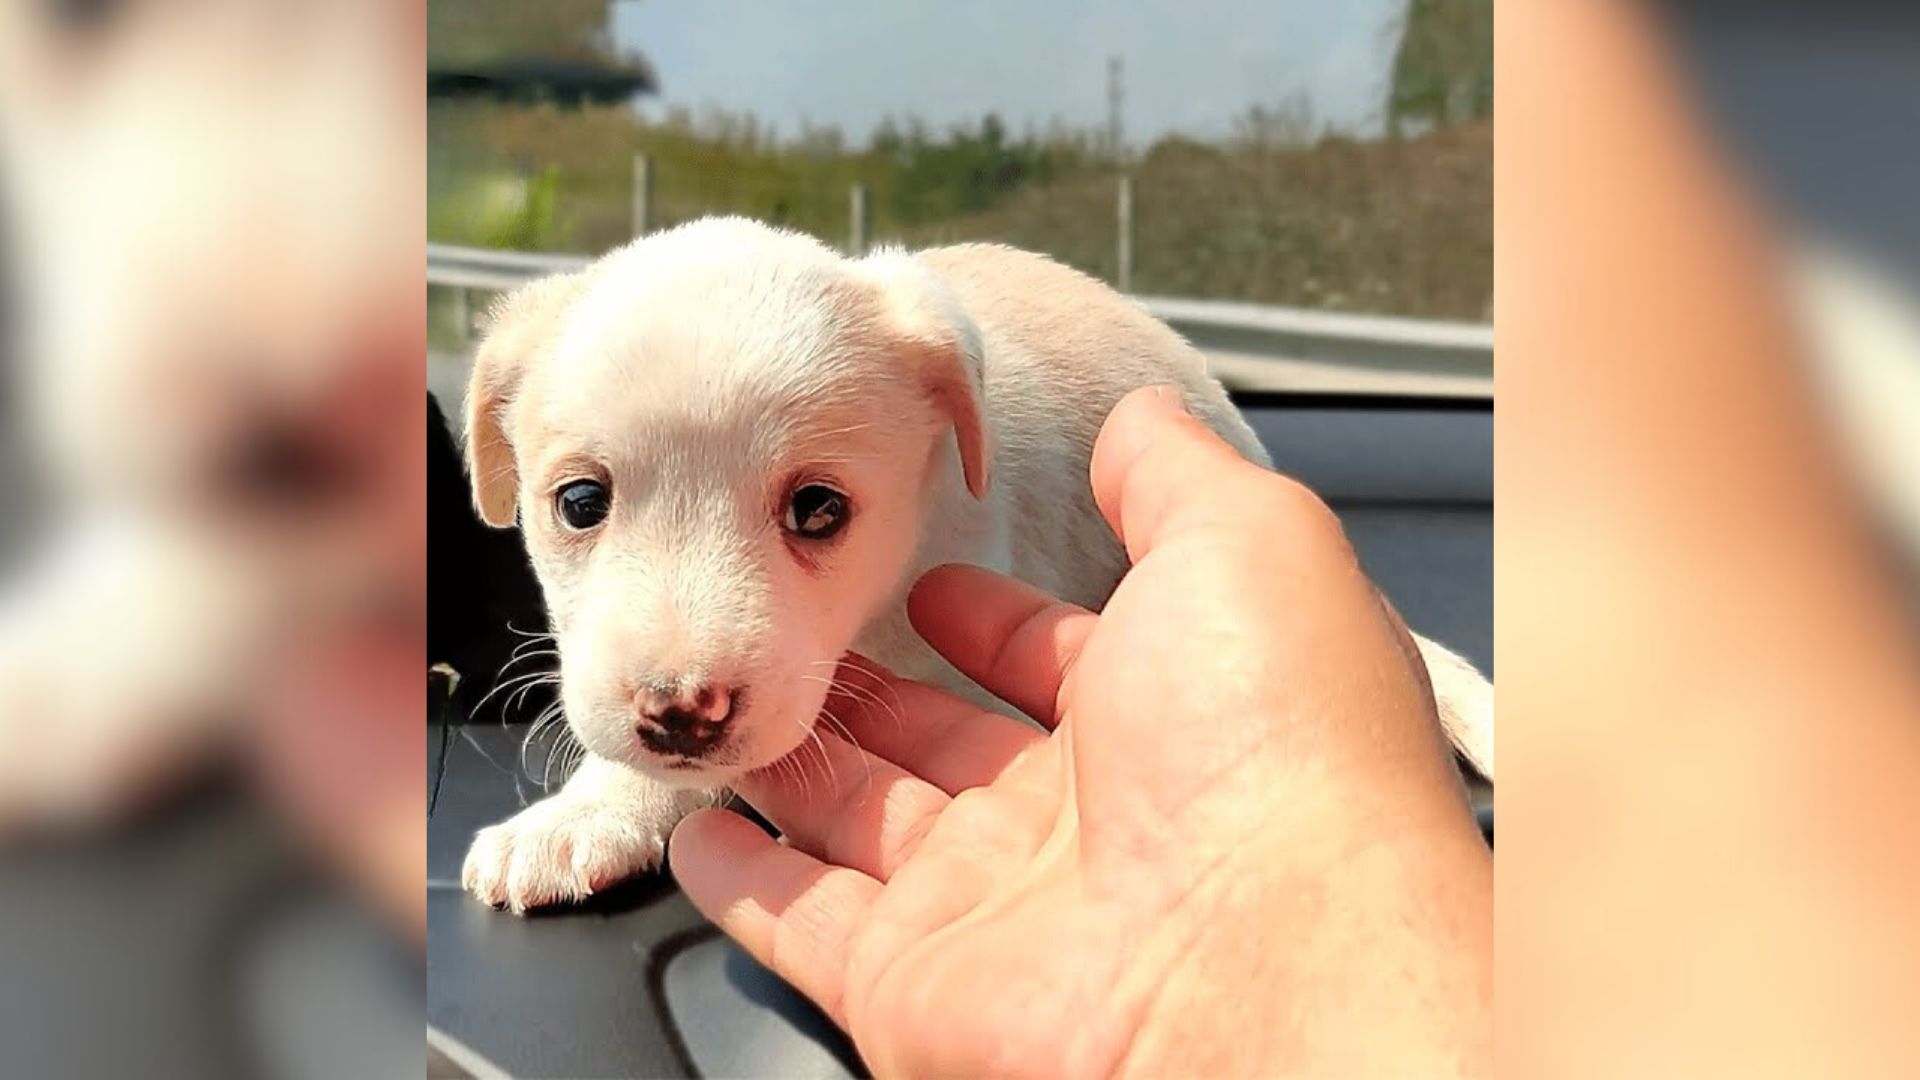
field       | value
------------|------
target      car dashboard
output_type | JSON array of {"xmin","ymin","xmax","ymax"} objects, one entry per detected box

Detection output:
[{"xmin": 424, "ymin": 389, "xmax": 1492, "ymax": 1079}]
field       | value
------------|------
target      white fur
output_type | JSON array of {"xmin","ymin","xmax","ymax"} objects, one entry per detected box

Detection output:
[
  {"xmin": 462, "ymin": 756, "xmax": 717, "ymax": 913},
  {"xmin": 463, "ymin": 217, "xmax": 1495, "ymax": 909}
]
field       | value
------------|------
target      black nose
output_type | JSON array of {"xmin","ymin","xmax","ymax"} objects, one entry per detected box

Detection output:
[
  {"xmin": 634, "ymin": 682, "xmax": 738, "ymax": 758},
  {"xmin": 636, "ymin": 706, "xmax": 733, "ymax": 758}
]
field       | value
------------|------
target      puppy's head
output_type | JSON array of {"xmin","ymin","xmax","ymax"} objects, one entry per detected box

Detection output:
[{"xmin": 466, "ymin": 218, "xmax": 989, "ymax": 785}]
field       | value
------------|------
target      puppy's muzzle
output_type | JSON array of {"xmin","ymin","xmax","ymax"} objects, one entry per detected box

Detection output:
[{"xmin": 634, "ymin": 683, "xmax": 735, "ymax": 758}]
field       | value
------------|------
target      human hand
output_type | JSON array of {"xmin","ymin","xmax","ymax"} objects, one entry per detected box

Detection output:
[{"xmin": 669, "ymin": 386, "xmax": 1492, "ymax": 1078}]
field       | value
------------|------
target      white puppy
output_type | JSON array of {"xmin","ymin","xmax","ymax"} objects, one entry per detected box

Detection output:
[{"xmin": 461, "ymin": 216, "xmax": 1493, "ymax": 911}]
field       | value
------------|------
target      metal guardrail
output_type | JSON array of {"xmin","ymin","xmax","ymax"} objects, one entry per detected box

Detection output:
[
  {"xmin": 429, "ymin": 243, "xmax": 588, "ymax": 290},
  {"xmin": 427, "ymin": 243, "xmax": 1493, "ymax": 396}
]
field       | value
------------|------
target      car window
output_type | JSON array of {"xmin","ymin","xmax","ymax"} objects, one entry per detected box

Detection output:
[{"xmin": 426, "ymin": 0, "xmax": 1491, "ymax": 397}]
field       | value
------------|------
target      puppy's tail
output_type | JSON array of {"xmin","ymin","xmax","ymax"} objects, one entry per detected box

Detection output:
[{"xmin": 1413, "ymin": 634, "xmax": 1495, "ymax": 783}]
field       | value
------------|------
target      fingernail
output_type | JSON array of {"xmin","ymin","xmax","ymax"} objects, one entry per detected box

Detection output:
[{"xmin": 1147, "ymin": 384, "xmax": 1188, "ymax": 415}]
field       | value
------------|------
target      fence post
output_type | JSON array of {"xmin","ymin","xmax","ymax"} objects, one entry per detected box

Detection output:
[
  {"xmin": 631, "ymin": 153, "xmax": 654, "ymax": 237},
  {"xmin": 1115, "ymin": 174, "xmax": 1134, "ymax": 293},
  {"xmin": 849, "ymin": 183, "xmax": 870, "ymax": 256},
  {"xmin": 451, "ymin": 287, "xmax": 471, "ymax": 344}
]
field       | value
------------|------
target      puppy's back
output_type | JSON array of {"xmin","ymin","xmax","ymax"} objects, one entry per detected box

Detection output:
[
  {"xmin": 915, "ymin": 243, "xmax": 1267, "ymax": 468},
  {"xmin": 912, "ymin": 244, "xmax": 1267, "ymax": 608}
]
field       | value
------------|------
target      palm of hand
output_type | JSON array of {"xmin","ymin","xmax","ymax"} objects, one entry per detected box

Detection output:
[{"xmin": 670, "ymin": 390, "xmax": 1484, "ymax": 1077}]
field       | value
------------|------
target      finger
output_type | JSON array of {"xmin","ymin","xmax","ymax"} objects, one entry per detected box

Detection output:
[
  {"xmin": 906, "ymin": 565, "xmax": 1096, "ymax": 728},
  {"xmin": 829, "ymin": 655, "xmax": 1047, "ymax": 792},
  {"xmin": 669, "ymin": 808, "xmax": 881, "ymax": 1027},
  {"xmin": 1372, "ymin": 588, "xmax": 1436, "ymax": 708},
  {"xmin": 735, "ymin": 727, "xmax": 952, "ymax": 882},
  {"xmin": 1089, "ymin": 385, "xmax": 1299, "ymax": 564}
]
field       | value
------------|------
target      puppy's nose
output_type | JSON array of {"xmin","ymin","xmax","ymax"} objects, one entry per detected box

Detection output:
[{"xmin": 634, "ymin": 683, "xmax": 734, "ymax": 758}]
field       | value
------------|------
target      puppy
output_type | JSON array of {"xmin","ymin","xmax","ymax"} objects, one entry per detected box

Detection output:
[{"xmin": 461, "ymin": 216, "xmax": 1494, "ymax": 911}]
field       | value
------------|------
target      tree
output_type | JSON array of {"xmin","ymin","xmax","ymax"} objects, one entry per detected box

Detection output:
[
  {"xmin": 1386, "ymin": 0, "xmax": 1492, "ymax": 136},
  {"xmin": 1233, "ymin": 92, "xmax": 1319, "ymax": 152},
  {"xmin": 430, "ymin": 0, "xmax": 619, "ymax": 65},
  {"xmin": 427, "ymin": 0, "xmax": 655, "ymax": 104}
]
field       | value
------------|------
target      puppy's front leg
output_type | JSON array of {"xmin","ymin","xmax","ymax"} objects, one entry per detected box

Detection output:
[{"xmin": 461, "ymin": 754, "xmax": 716, "ymax": 913}]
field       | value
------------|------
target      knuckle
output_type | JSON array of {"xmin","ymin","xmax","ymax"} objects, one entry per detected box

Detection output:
[
  {"xmin": 1261, "ymin": 472, "xmax": 1349, "ymax": 548},
  {"xmin": 941, "ymin": 788, "xmax": 1006, "ymax": 836},
  {"xmin": 882, "ymin": 806, "xmax": 942, "ymax": 876}
]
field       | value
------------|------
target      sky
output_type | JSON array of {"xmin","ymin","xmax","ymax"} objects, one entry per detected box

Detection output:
[{"xmin": 611, "ymin": 0, "xmax": 1409, "ymax": 146}]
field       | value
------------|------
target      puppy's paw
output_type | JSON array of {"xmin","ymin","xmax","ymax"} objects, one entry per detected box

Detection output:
[{"xmin": 460, "ymin": 794, "xmax": 677, "ymax": 913}]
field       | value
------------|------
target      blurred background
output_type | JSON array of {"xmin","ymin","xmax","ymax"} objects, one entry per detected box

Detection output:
[
  {"xmin": 0, "ymin": 1, "xmax": 423, "ymax": 1077},
  {"xmin": 425, "ymin": 0, "xmax": 1494, "ymax": 396},
  {"xmin": 1498, "ymin": 2, "xmax": 1920, "ymax": 1076},
  {"xmin": 0, "ymin": 0, "xmax": 1912, "ymax": 1075}
]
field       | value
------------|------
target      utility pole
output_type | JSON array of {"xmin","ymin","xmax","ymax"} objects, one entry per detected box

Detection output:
[
  {"xmin": 1109, "ymin": 54, "xmax": 1132, "ymax": 290},
  {"xmin": 849, "ymin": 183, "xmax": 871, "ymax": 256},
  {"xmin": 631, "ymin": 153, "xmax": 653, "ymax": 236}
]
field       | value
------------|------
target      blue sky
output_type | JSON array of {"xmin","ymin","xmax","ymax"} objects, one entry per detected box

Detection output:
[{"xmin": 611, "ymin": 0, "xmax": 1408, "ymax": 145}]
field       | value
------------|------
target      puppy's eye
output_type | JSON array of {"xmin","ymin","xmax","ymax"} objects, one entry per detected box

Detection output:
[
  {"xmin": 555, "ymin": 479, "xmax": 610, "ymax": 530},
  {"xmin": 783, "ymin": 483, "xmax": 849, "ymax": 541}
]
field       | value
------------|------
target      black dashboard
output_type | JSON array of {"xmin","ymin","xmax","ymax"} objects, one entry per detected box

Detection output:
[{"xmin": 424, "ymin": 390, "xmax": 1492, "ymax": 1079}]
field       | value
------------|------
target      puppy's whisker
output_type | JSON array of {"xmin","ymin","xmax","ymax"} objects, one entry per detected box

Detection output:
[
  {"xmin": 494, "ymin": 658, "xmax": 559, "ymax": 689},
  {"xmin": 832, "ymin": 678, "xmax": 895, "ymax": 727},
  {"xmin": 523, "ymin": 702, "xmax": 567, "ymax": 781},
  {"xmin": 831, "ymin": 656, "xmax": 909, "ymax": 730},
  {"xmin": 498, "ymin": 645, "xmax": 559, "ymax": 670},
  {"xmin": 838, "ymin": 655, "xmax": 907, "ymax": 720},
  {"xmin": 503, "ymin": 673, "xmax": 555, "ymax": 715},
  {"xmin": 524, "ymin": 705, "xmax": 566, "ymax": 751},
  {"xmin": 791, "ymin": 718, "xmax": 830, "ymax": 802},
  {"xmin": 507, "ymin": 673, "xmax": 560, "ymax": 715},
  {"xmin": 480, "ymin": 676, "xmax": 559, "ymax": 727},
  {"xmin": 810, "ymin": 695, "xmax": 864, "ymax": 753},
  {"xmin": 778, "ymin": 730, "xmax": 804, "ymax": 799},
  {"xmin": 506, "ymin": 632, "xmax": 557, "ymax": 655},
  {"xmin": 492, "ymin": 667, "xmax": 557, "ymax": 694},
  {"xmin": 815, "ymin": 713, "xmax": 846, "ymax": 745},
  {"xmin": 782, "ymin": 752, "xmax": 802, "ymax": 797},
  {"xmin": 551, "ymin": 734, "xmax": 585, "ymax": 790},
  {"xmin": 799, "ymin": 672, "xmax": 876, "ymax": 739},
  {"xmin": 809, "ymin": 727, "xmax": 834, "ymax": 797},
  {"xmin": 815, "ymin": 705, "xmax": 873, "ymax": 793},
  {"xmin": 792, "ymin": 723, "xmax": 819, "ymax": 795},
  {"xmin": 522, "ymin": 725, "xmax": 555, "ymax": 780},
  {"xmin": 781, "ymin": 744, "xmax": 807, "ymax": 798},
  {"xmin": 470, "ymin": 665, "xmax": 559, "ymax": 719},
  {"xmin": 499, "ymin": 638, "xmax": 559, "ymax": 671},
  {"xmin": 808, "ymin": 670, "xmax": 901, "ymax": 737}
]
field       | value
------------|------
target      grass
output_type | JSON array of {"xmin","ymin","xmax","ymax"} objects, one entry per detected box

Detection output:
[{"xmin": 429, "ymin": 103, "xmax": 1489, "ymax": 320}]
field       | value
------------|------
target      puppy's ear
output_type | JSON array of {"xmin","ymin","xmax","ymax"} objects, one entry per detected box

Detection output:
[
  {"xmin": 465, "ymin": 273, "xmax": 586, "ymax": 527},
  {"xmin": 855, "ymin": 252, "xmax": 991, "ymax": 499}
]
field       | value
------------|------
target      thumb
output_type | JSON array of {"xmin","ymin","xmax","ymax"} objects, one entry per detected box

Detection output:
[{"xmin": 1090, "ymin": 385, "xmax": 1288, "ymax": 563}]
